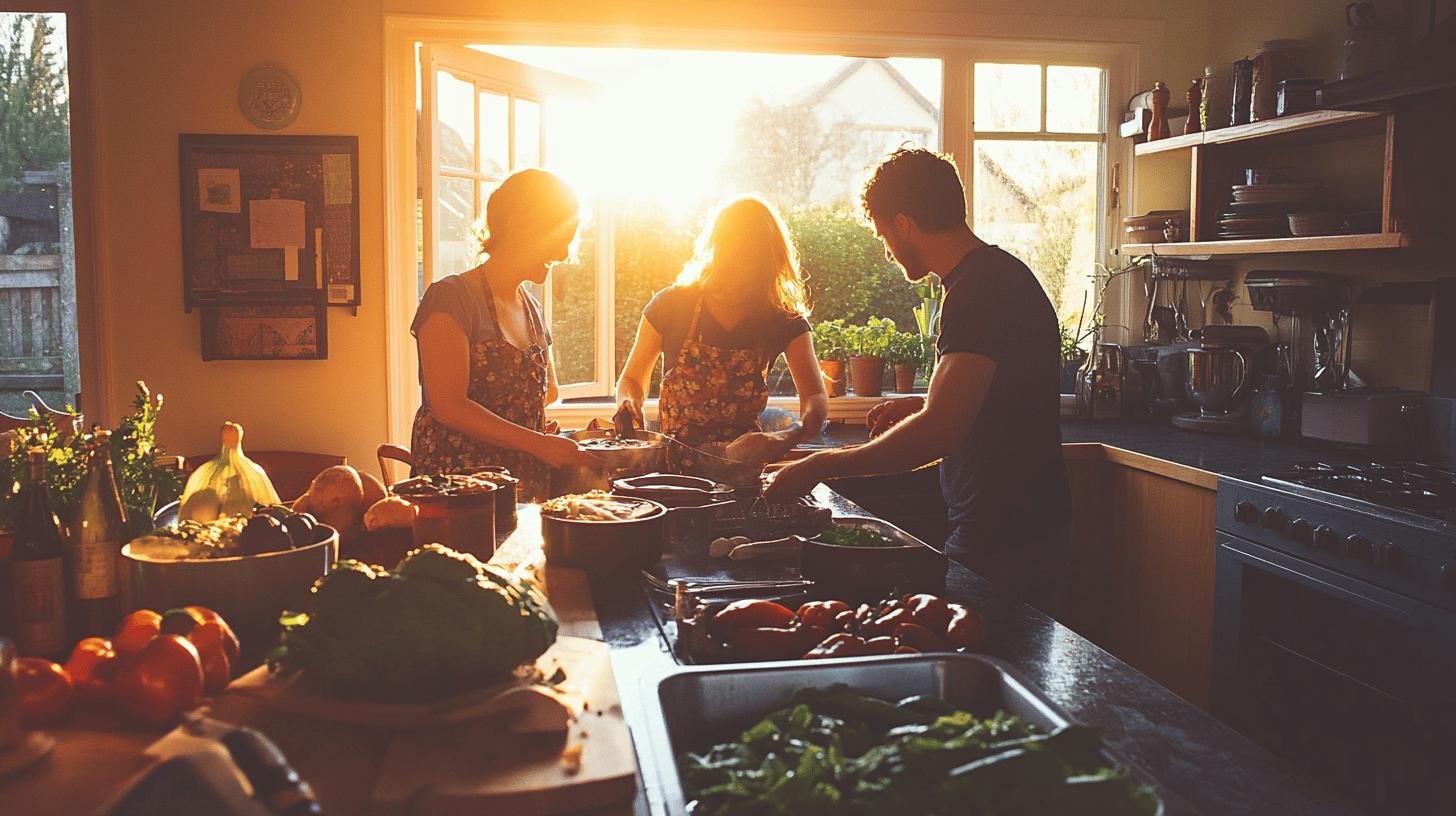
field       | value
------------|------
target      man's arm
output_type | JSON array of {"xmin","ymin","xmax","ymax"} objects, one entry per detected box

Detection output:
[{"xmin": 763, "ymin": 352, "xmax": 996, "ymax": 501}]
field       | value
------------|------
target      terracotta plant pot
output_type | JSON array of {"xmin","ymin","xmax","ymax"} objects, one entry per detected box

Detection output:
[
  {"xmin": 819, "ymin": 359, "xmax": 846, "ymax": 397},
  {"xmin": 894, "ymin": 363, "xmax": 918, "ymax": 393},
  {"xmin": 849, "ymin": 356, "xmax": 886, "ymax": 397}
]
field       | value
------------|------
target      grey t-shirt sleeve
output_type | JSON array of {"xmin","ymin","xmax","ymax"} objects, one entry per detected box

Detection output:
[{"xmin": 411, "ymin": 276, "xmax": 478, "ymax": 339}]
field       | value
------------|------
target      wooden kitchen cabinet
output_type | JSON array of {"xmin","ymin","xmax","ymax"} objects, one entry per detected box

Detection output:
[{"xmin": 1061, "ymin": 446, "xmax": 1217, "ymax": 709}]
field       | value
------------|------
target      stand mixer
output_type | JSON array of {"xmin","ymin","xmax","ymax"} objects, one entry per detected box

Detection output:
[{"xmin": 1170, "ymin": 325, "xmax": 1273, "ymax": 433}]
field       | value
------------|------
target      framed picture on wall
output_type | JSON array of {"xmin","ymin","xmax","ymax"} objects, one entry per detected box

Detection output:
[
  {"xmin": 179, "ymin": 133, "xmax": 360, "ymax": 311},
  {"xmin": 200, "ymin": 291, "xmax": 328, "ymax": 361}
]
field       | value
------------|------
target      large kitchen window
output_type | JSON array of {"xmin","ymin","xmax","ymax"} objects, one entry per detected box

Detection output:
[{"xmin": 392, "ymin": 25, "xmax": 1126, "ymax": 437}]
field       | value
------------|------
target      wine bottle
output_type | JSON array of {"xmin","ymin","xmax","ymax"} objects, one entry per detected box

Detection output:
[
  {"xmin": 8, "ymin": 448, "xmax": 68, "ymax": 658},
  {"xmin": 70, "ymin": 430, "xmax": 128, "ymax": 639}
]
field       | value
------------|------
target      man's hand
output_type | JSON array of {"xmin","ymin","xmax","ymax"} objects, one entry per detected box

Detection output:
[
  {"xmin": 867, "ymin": 396, "xmax": 924, "ymax": 438},
  {"xmin": 763, "ymin": 453, "xmax": 829, "ymax": 503},
  {"xmin": 724, "ymin": 430, "xmax": 794, "ymax": 465}
]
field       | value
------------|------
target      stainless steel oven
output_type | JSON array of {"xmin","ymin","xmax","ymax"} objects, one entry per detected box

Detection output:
[{"xmin": 1214, "ymin": 478, "xmax": 1456, "ymax": 815}]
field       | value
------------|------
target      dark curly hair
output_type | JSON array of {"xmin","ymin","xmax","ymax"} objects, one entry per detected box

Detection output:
[{"xmin": 860, "ymin": 147, "xmax": 966, "ymax": 232}]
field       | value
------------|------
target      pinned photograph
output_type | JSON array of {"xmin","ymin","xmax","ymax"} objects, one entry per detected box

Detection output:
[{"xmin": 198, "ymin": 168, "xmax": 242, "ymax": 213}]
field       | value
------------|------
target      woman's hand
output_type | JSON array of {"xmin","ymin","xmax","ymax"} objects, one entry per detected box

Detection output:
[
  {"xmin": 616, "ymin": 397, "xmax": 644, "ymax": 429},
  {"xmin": 724, "ymin": 430, "xmax": 795, "ymax": 465},
  {"xmin": 532, "ymin": 434, "xmax": 605, "ymax": 470}
]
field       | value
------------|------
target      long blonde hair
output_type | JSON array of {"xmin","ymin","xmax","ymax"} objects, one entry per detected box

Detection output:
[{"xmin": 675, "ymin": 196, "xmax": 811, "ymax": 317}]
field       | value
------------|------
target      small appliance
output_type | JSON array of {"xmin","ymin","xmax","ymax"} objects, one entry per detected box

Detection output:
[{"xmin": 1171, "ymin": 326, "xmax": 1271, "ymax": 433}]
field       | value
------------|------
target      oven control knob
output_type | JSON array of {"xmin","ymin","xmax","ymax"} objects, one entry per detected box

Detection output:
[
  {"xmin": 1261, "ymin": 507, "xmax": 1288, "ymax": 534},
  {"xmin": 1345, "ymin": 534, "xmax": 1373, "ymax": 564},
  {"xmin": 1290, "ymin": 519, "xmax": 1313, "ymax": 546},
  {"xmin": 1313, "ymin": 525, "xmax": 1338, "ymax": 551},
  {"xmin": 1234, "ymin": 501, "xmax": 1259, "ymax": 524}
]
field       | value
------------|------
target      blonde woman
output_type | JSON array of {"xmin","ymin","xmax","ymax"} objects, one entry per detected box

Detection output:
[{"xmin": 615, "ymin": 196, "xmax": 829, "ymax": 471}]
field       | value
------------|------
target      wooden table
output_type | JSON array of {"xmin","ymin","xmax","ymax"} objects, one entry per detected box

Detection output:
[{"xmin": 0, "ymin": 507, "xmax": 630, "ymax": 815}]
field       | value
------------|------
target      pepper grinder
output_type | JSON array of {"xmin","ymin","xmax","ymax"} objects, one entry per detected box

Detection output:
[
  {"xmin": 1184, "ymin": 78, "xmax": 1203, "ymax": 134},
  {"xmin": 1148, "ymin": 81, "xmax": 1171, "ymax": 140}
]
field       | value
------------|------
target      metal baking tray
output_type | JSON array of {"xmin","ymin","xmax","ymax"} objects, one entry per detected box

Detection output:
[{"xmin": 638, "ymin": 653, "xmax": 1166, "ymax": 815}]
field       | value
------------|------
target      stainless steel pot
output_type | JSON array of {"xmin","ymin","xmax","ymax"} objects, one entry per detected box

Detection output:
[
  {"xmin": 551, "ymin": 429, "xmax": 667, "ymax": 497},
  {"xmin": 1186, "ymin": 347, "xmax": 1251, "ymax": 417},
  {"xmin": 541, "ymin": 498, "xmax": 668, "ymax": 571}
]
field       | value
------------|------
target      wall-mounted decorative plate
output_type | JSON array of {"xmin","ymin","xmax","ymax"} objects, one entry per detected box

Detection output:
[{"xmin": 238, "ymin": 65, "xmax": 301, "ymax": 130}]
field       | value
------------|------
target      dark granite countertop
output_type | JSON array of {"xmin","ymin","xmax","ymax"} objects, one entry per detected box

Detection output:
[
  {"xmin": 799, "ymin": 418, "xmax": 1363, "ymax": 478},
  {"xmin": 592, "ymin": 486, "xmax": 1358, "ymax": 816}
]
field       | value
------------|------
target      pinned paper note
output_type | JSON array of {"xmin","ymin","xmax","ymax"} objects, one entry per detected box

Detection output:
[
  {"xmin": 250, "ymin": 198, "xmax": 306, "ymax": 249},
  {"xmin": 284, "ymin": 246, "xmax": 299, "ymax": 281},
  {"xmin": 323, "ymin": 154, "xmax": 353, "ymax": 206}
]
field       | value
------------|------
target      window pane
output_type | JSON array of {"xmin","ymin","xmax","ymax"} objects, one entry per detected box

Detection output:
[
  {"xmin": 548, "ymin": 223, "xmax": 596, "ymax": 386},
  {"xmin": 1046, "ymin": 66, "xmax": 1103, "ymax": 133},
  {"xmin": 974, "ymin": 63, "xmax": 1041, "ymax": 132},
  {"xmin": 436, "ymin": 176, "xmax": 476, "ymax": 277},
  {"xmin": 436, "ymin": 70, "xmax": 474, "ymax": 170},
  {"xmin": 0, "ymin": 12, "xmax": 77, "ymax": 414},
  {"xmin": 479, "ymin": 90, "xmax": 509, "ymax": 177},
  {"xmin": 514, "ymin": 98, "xmax": 542, "ymax": 168},
  {"xmin": 972, "ymin": 140, "xmax": 1099, "ymax": 329}
]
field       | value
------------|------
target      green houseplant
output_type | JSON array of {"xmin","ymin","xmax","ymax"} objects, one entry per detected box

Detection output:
[
  {"xmin": 845, "ymin": 317, "xmax": 897, "ymax": 397},
  {"xmin": 810, "ymin": 319, "xmax": 849, "ymax": 397},
  {"xmin": 887, "ymin": 331, "xmax": 931, "ymax": 393}
]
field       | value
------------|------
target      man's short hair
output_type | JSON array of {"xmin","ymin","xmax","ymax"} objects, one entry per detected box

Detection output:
[{"xmin": 860, "ymin": 147, "xmax": 967, "ymax": 232}]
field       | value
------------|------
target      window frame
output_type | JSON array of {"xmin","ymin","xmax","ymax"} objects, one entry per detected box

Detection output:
[{"xmin": 385, "ymin": 16, "xmax": 1143, "ymax": 442}]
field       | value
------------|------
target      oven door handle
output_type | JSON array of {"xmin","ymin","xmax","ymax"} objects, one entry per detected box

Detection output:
[{"xmin": 1217, "ymin": 535, "xmax": 1425, "ymax": 622}]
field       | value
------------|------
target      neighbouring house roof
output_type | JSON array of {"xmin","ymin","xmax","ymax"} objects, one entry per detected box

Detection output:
[
  {"xmin": 799, "ymin": 58, "xmax": 938, "ymax": 118},
  {"xmin": 0, "ymin": 192, "xmax": 57, "ymax": 224}
]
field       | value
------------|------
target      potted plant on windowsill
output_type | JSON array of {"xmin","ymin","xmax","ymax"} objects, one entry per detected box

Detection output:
[
  {"xmin": 887, "ymin": 331, "xmax": 927, "ymax": 393},
  {"xmin": 846, "ymin": 317, "xmax": 897, "ymax": 398},
  {"xmin": 811, "ymin": 319, "xmax": 849, "ymax": 397},
  {"xmin": 1060, "ymin": 320, "xmax": 1090, "ymax": 395}
]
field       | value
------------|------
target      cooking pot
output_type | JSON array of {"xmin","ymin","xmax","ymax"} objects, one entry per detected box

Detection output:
[
  {"xmin": 1186, "ymin": 347, "xmax": 1251, "ymax": 417},
  {"xmin": 551, "ymin": 429, "xmax": 667, "ymax": 497}
]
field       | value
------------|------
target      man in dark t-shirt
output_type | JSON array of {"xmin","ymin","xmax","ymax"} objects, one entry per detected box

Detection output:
[{"xmin": 766, "ymin": 147, "xmax": 1072, "ymax": 614}]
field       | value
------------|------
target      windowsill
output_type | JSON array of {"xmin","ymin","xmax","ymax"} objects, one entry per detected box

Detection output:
[{"xmin": 546, "ymin": 393, "xmax": 1080, "ymax": 426}]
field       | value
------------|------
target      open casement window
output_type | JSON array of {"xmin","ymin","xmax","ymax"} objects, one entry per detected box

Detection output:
[
  {"xmin": 420, "ymin": 44, "xmax": 612, "ymax": 399},
  {"xmin": 968, "ymin": 62, "xmax": 1108, "ymax": 339}
]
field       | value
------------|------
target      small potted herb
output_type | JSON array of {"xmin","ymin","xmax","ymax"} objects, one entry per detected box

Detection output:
[
  {"xmin": 811, "ymin": 320, "xmax": 849, "ymax": 397},
  {"xmin": 846, "ymin": 317, "xmax": 897, "ymax": 398},
  {"xmin": 1060, "ymin": 321, "xmax": 1089, "ymax": 395},
  {"xmin": 887, "ymin": 331, "xmax": 929, "ymax": 393}
]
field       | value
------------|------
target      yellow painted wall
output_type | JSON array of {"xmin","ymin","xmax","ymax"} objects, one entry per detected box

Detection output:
[{"xmin": 84, "ymin": 0, "xmax": 1220, "ymax": 469}]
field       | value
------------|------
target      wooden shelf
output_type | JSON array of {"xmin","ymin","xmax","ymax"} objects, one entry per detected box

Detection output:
[
  {"xmin": 1134, "ymin": 110, "xmax": 1384, "ymax": 156},
  {"xmin": 1116, "ymin": 232, "xmax": 1409, "ymax": 256}
]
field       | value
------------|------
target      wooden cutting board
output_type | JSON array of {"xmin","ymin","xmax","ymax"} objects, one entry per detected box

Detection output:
[{"xmin": 370, "ymin": 635, "xmax": 637, "ymax": 815}]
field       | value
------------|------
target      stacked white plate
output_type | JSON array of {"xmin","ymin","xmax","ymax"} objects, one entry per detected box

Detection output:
[{"xmin": 1230, "ymin": 183, "xmax": 1319, "ymax": 206}]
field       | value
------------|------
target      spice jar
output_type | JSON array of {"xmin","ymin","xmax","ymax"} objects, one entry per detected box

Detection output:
[
  {"xmin": 1230, "ymin": 58, "xmax": 1254, "ymax": 126},
  {"xmin": 1201, "ymin": 64, "xmax": 1230, "ymax": 131},
  {"xmin": 1251, "ymin": 40, "xmax": 1306, "ymax": 121}
]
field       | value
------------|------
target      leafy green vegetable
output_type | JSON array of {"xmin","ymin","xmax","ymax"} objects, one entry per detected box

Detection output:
[
  {"xmin": 679, "ymin": 686, "xmax": 1158, "ymax": 816},
  {"xmin": 268, "ymin": 544, "xmax": 559, "ymax": 701},
  {"xmin": 815, "ymin": 527, "xmax": 902, "ymax": 548}
]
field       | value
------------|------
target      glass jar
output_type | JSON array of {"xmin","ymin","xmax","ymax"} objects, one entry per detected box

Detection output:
[
  {"xmin": 1251, "ymin": 40, "xmax": 1306, "ymax": 121},
  {"xmin": 1230, "ymin": 58, "xmax": 1254, "ymax": 126}
]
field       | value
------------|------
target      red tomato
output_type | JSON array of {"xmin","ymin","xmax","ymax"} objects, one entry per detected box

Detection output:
[
  {"xmin": 894, "ymin": 622, "xmax": 950, "ymax": 652},
  {"xmin": 862, "ymin": 636, "xmax": 898, "ymax": 655},
  {"xmin": 724, "ymin": 626, "xmax": 814, "ymax": 662},
  {"xmin": 944, "ymin": 604, "xmax": 986, "ymax": 650},
  {"xmin": 15, "ymin": 657, "xmax": 73, "ymax": 728},
  {"xmin": 795, "ymin": 600, "xmax": 852, "ymax": 629},
  {"xmin": 186, "ymin": 606, "xmax": 240, "ymax": 663},
  {"xmin": 904, "ymin": 594, "xmax": 954, "ymax": 635},
  {"xmin": 114, "ymin": 634, "xmax": 204, "ymax": 729},
  {"xmin": 63, "ymin": 637, "xmax": 118, "ymax": 705},
  {"xmin": 188, "ymin": 621, "xmax": 234, "ymax": 694},
  {"xmin": 710, "ymin": 600, "xmax": 797, "ymax": 633},
  {"xmin": 802, "ymin": 632, "xmax": 867, "ymax": 659},
  {"xmin": 860, "ymin": 607, "xmax": 909, "ymax": 638},
  {"xmin": 114, "ymin": 609, "xmax": 162, "ymax": 657}
]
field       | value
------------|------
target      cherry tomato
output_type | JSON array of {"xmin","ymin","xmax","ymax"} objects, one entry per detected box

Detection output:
[
  {"xmin": 114, "ymin": 609, "xmax": 162, "ymax": 657},
  {"xmin": 802, "ymin": 632, "xmax": 866, "ymax": 659},
  {"xmin": 185, "ymin": 606, "xmax": 240, "ymax": 663},
  {"xmin": 894, "ymin": 622, "xmax": 950, "ymax": 652},
  {"xmin": 188, "ymin": 622, "xmax": 234, "ymax": 694},
  {"xmin": 904, "ymin": 594, "xmax": 954, "ymax": 635},
  {"xmin": 710, "ymin": 600, "xmax": 797, "ymax": 633},
  {"xmin": 15, "ymin": 657, "xmax": 73, "ymax": 728},
  {"xmin": 724, "ymin": 626, "xmax": 813, "ymax": 662},
  {"xmin": 795, "ymin": 600, "xmax": 851, "ymax": 629},
  {"xmin": 944, "ymin": 604, "xmax": 986, "ymax": 650},
  {"xmin": 63, "ymin": 637, "xmax": 118, "ymax": 705},
  {"xmin": 114, "ymin": 634, "xmax": 204, "ymax": 729}
]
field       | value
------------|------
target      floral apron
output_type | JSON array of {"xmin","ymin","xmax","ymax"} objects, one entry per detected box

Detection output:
[
  {"xmin": 658, "ymin": 300, "xmax": 770, "ymax": 473},
  {"xmin": 410, "ymin": 276, "xmax": 552, "ymax": 501}
]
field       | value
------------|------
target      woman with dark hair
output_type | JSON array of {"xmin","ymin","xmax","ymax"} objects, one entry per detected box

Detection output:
[
  {"xmin": 411, "ymin": 168, "xmax": 600, "ymax": 500},
  {"xmin": 615, "ymin": 196, "xmax": 829, "ymax": 472}
]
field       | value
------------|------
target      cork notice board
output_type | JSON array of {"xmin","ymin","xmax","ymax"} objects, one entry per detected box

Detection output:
[{"xmin": 179, "ymin": 133, "xmax": 360, "ymax": 311}]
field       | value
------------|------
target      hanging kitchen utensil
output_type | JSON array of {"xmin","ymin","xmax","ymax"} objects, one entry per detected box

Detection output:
[{"xmin": 1174, "ymin": 278, "xmax": 1191, "ymax": 341}]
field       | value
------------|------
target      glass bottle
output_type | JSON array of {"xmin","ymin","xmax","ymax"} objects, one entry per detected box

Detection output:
[
  {"xmin": 69, "ymin": 430, "xmax": 128, "ymax": 639},
  {"xmin": 8, "ymin": 448, "xmax": 68, "ymax": 658}
]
